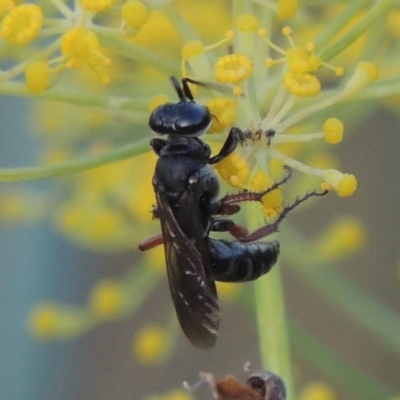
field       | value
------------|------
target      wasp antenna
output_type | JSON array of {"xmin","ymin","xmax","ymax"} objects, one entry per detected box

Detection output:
[
  {"xmin": 181, "ymin": 77, "xmax": 199, "ymax": 101},
  {"xmin": 171, "ymin": 76, "xmax": 187, "ymax": 102}
]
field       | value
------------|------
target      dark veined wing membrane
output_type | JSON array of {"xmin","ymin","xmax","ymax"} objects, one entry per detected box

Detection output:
[{"xmin": 155, "ymin": 189, "xmax": 219, "ymax": 349}]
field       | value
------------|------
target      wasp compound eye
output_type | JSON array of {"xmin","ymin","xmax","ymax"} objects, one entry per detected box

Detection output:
[{"xmin": 149, "ymin": 102, "xmax": 212, "ymax": 136}]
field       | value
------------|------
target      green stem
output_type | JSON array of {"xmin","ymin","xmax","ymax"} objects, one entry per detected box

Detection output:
[
  {"xmin": 319, "ymin": 0, "xmax": 393, "ymax": 61},
  {"xmin": 96, "ymin": 34, "xmax": 180, "ymax": 76},
  {"xmin": 0, "ymin": 138, "xmax": 150, "ymax": 182},
  {"xmin": 352, "ymin": 76, "xmax": 400, "ymax": 101},
  {"xmin": 314, "ymin": 0, "xmax": 372, "ymax": 51},
  {"xmin": 248, "ymin": 202, "xmax": 295, "ymax": 398},
  {"xmin": 254, "ymin": 265, "xmax": 296, "ymax": 399},
  {"xmin": 0, "ymin": 81, "xmax": 150, "ymax": 111}
]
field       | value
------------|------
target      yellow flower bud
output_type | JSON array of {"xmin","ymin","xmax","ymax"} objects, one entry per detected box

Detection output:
[{"xmin": 323, "ymin": 118, "xmax": 344, "ymax": 144}]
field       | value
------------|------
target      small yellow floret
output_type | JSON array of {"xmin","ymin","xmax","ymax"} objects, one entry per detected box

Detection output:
[
  {"xmin": 258, "ymin": 28, "xmax": 268, "ymax": 37},
  {"xmin": 29, "ymin": 303, "xmax": 60, "ymax": 339},
  {"xmin": 0, "ymin": 4, "xmax": 43, "ymax": 45},
  {"xmin": 25, "ymin": 61, "xmax": 51, "ymax": 93},
  {"xmin": 235, "ymin": 14, "xmax": 259, "ymax": 31},
  {"xmin": 144, "ymin": 245, "xmax": 166, "ymax": 272},
  {"xmin": 335, "ymin": 67, "xmax": 344, "ymax": 76},
  {"xmin": 0, "ymin": 0, "xmax": 14, "ymax": 18},
  {"xmin": 323, "ymin": 169, "xmax": 357, "ymax": 197},
  {"xmin": 344, "ymin": 61, "xmax": 378, "ymax": 96},
  {"xmin": 323, "ymin": 118, "xmax": 344, "ymax": 144},
  {"xmin": 148, "ymin": 94, "xmax": 169, "ymax": 112},
  {"xmin": 306, "ymin": 42, "xmax": 315, "ymax": 52},
  {"xmin": 250, "ymin": 171, "xmax": 271, "ymax": 191},
  {"xmin": 261, "ymin": 189, "xmax": 283, "ymax": 218},
  {"xmin": 122, "ymin": 0, "xmax": 149, "ymax": 29},
  {"xmin": 89, "ymin": 279, "xmax": 123, "ymax": 318},
  {"xmin": 216, "ymin": 282, "xmax": 239, "ymax": 301},
  {"xmin": 282, "ymin": 26, "xmax": 292, "ymax": 36},
  {"xmin": 358, "ymin": 61, "xmax": 379, "ymax": 81},
  {"xmin": 315, "ymin": 217, "xmax": 366, "ymax": 261},
  {"xmin": 277, "ymin": 0, "xmax": 299, "ymax": 20},
  {"xmin": 265, "ymin": 58, "xmax": 274, "ymax": 68},
  {"xmin": 233, "ymin": 86, "xmax": 242, "ymax": 96},
  {"xmin": 61, "ymin": 27, "xmax": 111, "ymax": 84},
  {"xmin": 225, "ymin": 30, "xmax": 235, "ymax": 40},
  {"xmin": 206, "ymin": 98, "xmax": 236, "ymax": 133},
  {"xmin": 299, "ymin": 382, "xmax": 337, "ymax": 400},
  {"xmin": 0, "ymin": 191, "xmax": 28, "ymax": 222},
  {"xmin": 79, "ymin": 0, "xmax": 115, "ymax": 11},
  {"xmin": 167, "ymin": 389, "xmax": 193, "ymax": 400},
  {"xmin": 133, "ymin": 325, "xmax": 168, "ymax": 364},
  {"xmin": 181, "ymin": 40, "xmax": 205, "ymax": 59},
  {"xmin": 283, "ymin": 72, "xmax": 321, "ymax": 97},
  {"xmin": 215, "ymin": 152, "xmax": 250, "ymax": 188},
  {"xmin": 215, "ymin": 54, "xmax": 253, "ymax": 83},
  {"xmin": 249, "ymin": 172, "xmax": 283, "ymax": 217},
  {"xmin": 286, "ymin": 47, "xmax": 321, "ymax": 73}
]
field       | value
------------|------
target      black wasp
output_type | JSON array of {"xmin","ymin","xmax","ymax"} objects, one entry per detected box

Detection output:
[
  {"xmin": 184, "ymin": 362, "xmax": 286, "ymax": 400},
  {"xmin": 139, "ymin": 77, "xmax": 326, "ymax": 349}
]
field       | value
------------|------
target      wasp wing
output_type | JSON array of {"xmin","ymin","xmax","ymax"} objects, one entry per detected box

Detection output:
[{"xmin": 155, "ymin": 189, "xmax": 219, "ymax": 349}]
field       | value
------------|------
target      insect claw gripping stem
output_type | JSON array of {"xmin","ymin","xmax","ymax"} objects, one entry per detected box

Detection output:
[{"xmin": 239, "ymin": 188, "xmax": 329, "ymax": 243}]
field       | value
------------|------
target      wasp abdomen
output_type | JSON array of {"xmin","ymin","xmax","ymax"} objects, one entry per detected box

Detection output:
[{"xmin": 207, "ymin": 238, "xmax": 280, "ymax": 283}]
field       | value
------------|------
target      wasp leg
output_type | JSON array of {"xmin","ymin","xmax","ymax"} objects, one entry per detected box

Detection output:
[
  {"xmin": 138, "ymin": 233, "xmax": 164, "ymax": 251},
  {"xmin": 208, "ymin": 127, "xmax": 242, "ymax": 165},
  {"xmin": 239, "ymin": 189, "xmax": 329, "ymax": 243},
  {"xmin": 215, "ymin": 166, "xmax": 293, "ymax": 215},
  {"xmin": 207, "ymin": 238, "xmax": 280, "ymax": 282},
  {"xmin": 210, "ymin": 217, "xmax": 248, "ymax": 238}
]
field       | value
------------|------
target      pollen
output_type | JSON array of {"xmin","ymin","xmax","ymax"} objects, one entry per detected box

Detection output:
[
  {"xmin": 323, "ymin": 169, "xmax": 357, "ymax": 197},
  {"xmin": 206, "ymin": 98, "xmax": 236, "ymax": 133},
  {"xmin": 122, "ymin": 0, "xmax": 149, "ymax": 30},
  {"xmin": 323, "ymin": 118, "xmax": 344, "ymax": 144},
  {"xmin": 181, "ymin": 40, "xmax": 205, "ymax": 59},
  {"xmin": 283, "ymin": 72, "xmax": 321, "ymax": 97},
  {"xmin": 214, "ymin": 54, "xmax": 253, "ymax": 84},
  {"xmin": 215, "ymin": 152, "xmax": 250, "ymax": 188},
  {"xmin": 61, "ymin": 27, "xmax": 111, "ymax": 84},
  {"xmin": 0, "ymin": 3, "xmax": 43, "ymax": 45},
  {"xmin": 235, "ymin": 14, "xmax": 259, "ymax": 32},
  {"xmin": 79, "ymin": 0, "xmax": 115, "ymax": 11},
  {"xmin": 25, "ymin": 61, "xmax": 51, "ymax": 93},
  {"xmin": 133, "ymin": 325, "xmax": 168, "ymax": 364},
  {"xmin": 277, "ymin": 0, "xmax": 299, "ymax": 20},
  {"xmin": 89, "ymin": 279, "xmax": 123, "ymax": 318}
]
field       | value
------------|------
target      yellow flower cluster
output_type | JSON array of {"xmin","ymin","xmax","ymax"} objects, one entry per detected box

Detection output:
[{"xmin": 1, "ymin": 4, "xmax": 392, "ymax": 394}]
